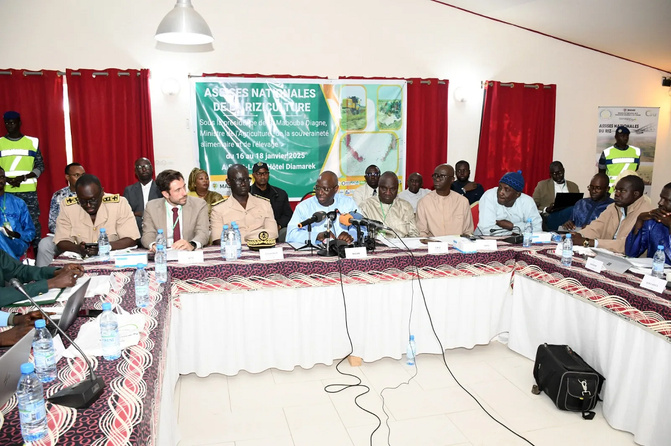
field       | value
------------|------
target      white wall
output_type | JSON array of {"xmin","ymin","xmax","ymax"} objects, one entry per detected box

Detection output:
[{"xmin": 2, "ymin": 0, "xmax": 669, "ymax": 197}]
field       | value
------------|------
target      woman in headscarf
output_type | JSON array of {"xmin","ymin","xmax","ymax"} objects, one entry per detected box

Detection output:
[{"xmin": 187, "ymin": 168, "xmax": 224, "ymax": 215}]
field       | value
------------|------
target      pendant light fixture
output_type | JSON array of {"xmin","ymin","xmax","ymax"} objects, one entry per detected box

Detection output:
[{"xmin": 155, "ymin": 0, "xmax": 214, "ymax": 45}]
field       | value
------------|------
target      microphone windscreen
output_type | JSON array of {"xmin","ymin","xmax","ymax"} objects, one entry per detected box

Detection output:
[{"xmin": 338, "ymin": 213, "xmax": 353, "ymax": 226}]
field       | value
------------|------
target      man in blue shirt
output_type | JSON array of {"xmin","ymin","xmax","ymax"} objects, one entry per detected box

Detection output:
[
  {"xmin": 286, "ymin": 171, "xmax": 358, "ymax": 245},
  {"xmin": 563, "ymin": 173, "xmax": 614, "ymax": 230},
  {"xmin": 0, "ymin": 166, "xmax": 35, "ymax": 259},
  {"xmin": 625, "ymin": 182, "xmax": 671, "ymax": 265}
]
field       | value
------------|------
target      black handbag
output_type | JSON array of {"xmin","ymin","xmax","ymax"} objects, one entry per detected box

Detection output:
[{"xmin": 531, "ymin": 344, "xmax": 605, "ymax": 420}]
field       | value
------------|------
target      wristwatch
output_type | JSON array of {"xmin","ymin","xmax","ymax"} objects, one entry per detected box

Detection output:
[
  {"xmin": 7, "ymin": 313, "xmax": 16, "ymax": 326},
  {"xmin": 583, "ymin": 238, "xmax": 590, "ymax": 248},
  {"xmin": 189, "ymin": 241, "xmax": 197, "ymax": 250}
]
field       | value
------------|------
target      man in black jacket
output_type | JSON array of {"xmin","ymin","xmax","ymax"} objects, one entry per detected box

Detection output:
[{"xmin": 250, "ymin": 162, "xmax": 293, "ymax": 242}]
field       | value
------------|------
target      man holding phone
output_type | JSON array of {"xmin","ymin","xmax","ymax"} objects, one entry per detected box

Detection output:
[{"xmin": 54, "ymin": 174, "xmax": 139, "ymax": 257}]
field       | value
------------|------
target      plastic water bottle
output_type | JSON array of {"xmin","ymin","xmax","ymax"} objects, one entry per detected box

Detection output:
[
  {"xmin": 223, "ymin": 226, "xmax": 237, "ymax": 261},
  {"xmin": 100, "ymin": 302, "xmax": 121, "ymax": 360},
  {"xmin": 135, "ymin": 264, "xmax": 150, "ymax": 308},
  {"xmin": 406, "ymin": 335, "xmax": 416, "ymax": 366},
  {"xmin": 231, "ymin": 221, "xmax": 242, "ymax": 258},
  {"xmin": 32, "ymin": 319, "xmax": 57, "ymax": 383},
  {"xmin": 522, "ymin": 218, "xmax": 533, "ymax": 248},
  {"xmin": 652, "ymin": 245, "xmax": 666, "ymax": 279},
  {"xmin": 16, "ymin": 362, "xmax": 48, "ymax": 443},
  {"xmin": 98, "ymin": 227, "xmax": 111, "ymax": 260},
  {"xmin": 155, "ymin": 229, "xmax": 168, "ymax": 284},
  {"xmin": 220, "ymin": 224, "xmax": 229, "ymax": 258},
  {"xmin": 561, "ymin": 233, "xmax": 573, "ymax": 267}
]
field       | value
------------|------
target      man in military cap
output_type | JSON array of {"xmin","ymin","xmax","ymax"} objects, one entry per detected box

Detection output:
[
  {"xmin": 0, "ymin": 111, "xmax": 45, "ymax": 251},
  {"xmin": 598, "ymin": 126, "xmax": 641, "ymax": 193},
  {"xmin": 250, "ymin": 161, "xmax": 293, "ymax": 242},
  {"xmin": 211, "ymin": 164, "xmax": 278, "ymax": 243},
  {"xmin": 54, "ymin": 173, "xmax": 139, "ymax": 257}
]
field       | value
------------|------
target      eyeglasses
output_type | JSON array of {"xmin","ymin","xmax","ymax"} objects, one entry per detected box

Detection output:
[
  {"xmin": 230, "ymin": 177, "xmax": 251, "ymax": 185},
  {"xmin": 254, "ymin": 171, "xmax": 269, "ymax": 177},
  {"xmin": 79, "ymin": 196, "xmax": 101, "ymax": 207},
  {"xmin": 314, "ymin": 186, "xmax": 335, "ymax": 193},
  {"xmin": 432, "ymin": 173, "xmax": 453, "ymax": 180},
  {"xmin": 587, "ymin": 185, "xmax": 606, "ymax": 191},
  {"xmin": 135, "ymin": 165, "xmax": 152, "ymax": 171},
  {"xmin": 364, "ymin": 172, "xmax": 380, "ymax": 178}
]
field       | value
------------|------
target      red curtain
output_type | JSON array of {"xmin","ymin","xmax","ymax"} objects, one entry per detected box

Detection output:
[
  {"xmin": 0, "ymin": 69, "xmax": 66, "ymax": 237},
  {"xmin": 67, "ymin": 68, "xmax": 154, "ymax": 195},
  {"xmin": 475, "ymin": 81, "xmax": 556, "ymax": 195},
  {"xmin": 406, "ymin": 78, "xmax": 449, "ymax": 185}
]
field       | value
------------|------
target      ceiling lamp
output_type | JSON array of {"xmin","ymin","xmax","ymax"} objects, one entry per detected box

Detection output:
[{"xmin": 155, "ymin": 0, "xmax": 214, "ymax": 45}]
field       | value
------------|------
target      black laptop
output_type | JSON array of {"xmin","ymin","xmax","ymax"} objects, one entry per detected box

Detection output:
[{"xmin": 552, "ymin": 192, "xmax": 584, "ymax": 212}]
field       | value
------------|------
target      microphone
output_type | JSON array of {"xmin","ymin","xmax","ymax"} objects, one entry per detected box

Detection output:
[
  {"xmin": 339, "ymin": 212, "xmax": 386, "ymax": 230},
  {"xmin": 297, "ymin": 211, "xmax": 326, "ymax": 228},
  {"xmin": 325, "ymin": 209, "xmax": 339, "ymax": 221},
  {"xmin": 9, "ymin": 278, "xmax": 105, "ymax": 409}
]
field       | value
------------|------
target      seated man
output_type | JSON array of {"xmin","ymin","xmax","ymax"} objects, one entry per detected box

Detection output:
[
  {"xmin": 142, "ymin": 169, "xmax": 209, "ymax": 251},
  {"xmin": 211, "ymin": 164, "xmax": 278, "ymax": 243},
  {"xmin": 398, "ymin": 172, "xmax": 430, "ymax": 212},
  {"xmin": 360, "ymin": 171, "xmax": 418, "ymax": 238},
  {"xmin": 0, "ymin": 167, "xmax": 35, "ymax": 259},
  {"xmin": 250, "ymin": 162, "xmax": 293, "ymax": 241},
  {"xmin": 286, "ymin": 171, "xmax": 357, "ymax": 245},
  {"xmin": 572, "ymin": 175, "xmax": 653, "ymax": 253},
  {"xmin": 417, "ymin": 164, "xmax": 473, "ymax": 236},
  {"xmin": 0, "ymin": 249, "xmax": 83, "ymax": 307},
  {"xmin": 476, "ymin": 170, "xmax": 542, "ymax": 235},
  {"xmin": 54, "ymin": 174, "xmax": 139, "ymax": 257},
  {"xmin": 351, "ymin": 164, "xmax": 380, "ymax": 206},
  {"xmin": 451, "ymin": 160, "xmax": 484, "ymax": 205},
  {"xmin": 0, "ymin": 310, "xmax": 41, "ymax": 347},
  {"xmin": 124, "ymin": 157, "xmax": 162, "ymax": 235},
  {"xmin": 36, "ymin": 162, "xmax": 85, "ymax": 267},
  {"xmin": 532, "ymin": 161, "xmax": 580, "ymax": 230},
  {"xmin": 625, "ymin": 182, "xmax": 671, "ymax": 264},
  {"xmin": 563, "ymin": 173, "xmax": 614, "ymax": 231}
]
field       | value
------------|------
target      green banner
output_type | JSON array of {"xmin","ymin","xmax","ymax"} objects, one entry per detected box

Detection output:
[{"xmin": 192, "ymin": 78, "xmax": 406, "ymax": 199}]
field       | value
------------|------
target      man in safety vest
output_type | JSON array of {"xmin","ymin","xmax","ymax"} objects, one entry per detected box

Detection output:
[
  {"xmin": 598, "ymin": 126, "xmax": 640, "ymax": 194},
  {"xmin": 0, "ymin": 111, "xmax": 45, "ymax": 252}
]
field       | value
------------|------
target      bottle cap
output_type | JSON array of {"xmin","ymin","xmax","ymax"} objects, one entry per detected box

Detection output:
[
  {"xmin": 658, "ymin": 245, "xmax": 664, "ymax": 250},
  {"xmin": 409, "ymin": 334, "xmax": 415, "ymax": 341},
  {"xmin": 158, "ymin": 229, "xmax": 164, "ymax": 234},
  {"xmin": 232, "ymin": 221, "xmax": 238, "ymax": 228},
  {"xmin": 34, "ymin": 319, "xmax": 46, "ymax": 328},
  {"xmin": 100, "ymin": 228, "xmax": 106, "ymax": 232},
  {"xmin": 102, "ymin": 302, "xmax": 112, "ymax": 311},
  {"xmin": 566, "ymin": 233, "xmax": 572, "ymax": 238},
  {"xmin": 20, "ymin": 362, "xmax": 35, "ymax": 374},
  {"xmin": 137, "ymin": 264, "xmax": 145, "ymax": 269}
]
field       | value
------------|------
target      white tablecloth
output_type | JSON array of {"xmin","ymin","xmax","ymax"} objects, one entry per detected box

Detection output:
[{"xmin": 508, "ymin": 275, "xmax": 671, "ymax": 446}]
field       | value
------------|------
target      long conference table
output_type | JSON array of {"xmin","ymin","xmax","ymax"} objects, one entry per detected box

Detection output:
[{"xmin": 1, "ymin": 243, "xmax": 670, "ymax": 445}]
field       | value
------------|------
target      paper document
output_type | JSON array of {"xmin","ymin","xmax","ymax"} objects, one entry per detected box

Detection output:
[{"xmin": 63, "ymin": 311, "xmax": 145, "ymax": 358}]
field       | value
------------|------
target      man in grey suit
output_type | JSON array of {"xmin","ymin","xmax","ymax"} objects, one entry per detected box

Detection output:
[
  {"xmin": 141, "ymin": 169, "xmax": 210, "ymax": 251},
  {"xmin": 123, "ymin": 157, "xmax": 162, "ymax": 235}
]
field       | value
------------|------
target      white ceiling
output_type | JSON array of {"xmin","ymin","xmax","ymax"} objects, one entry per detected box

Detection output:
[{"xmin": 433, "ymin": 0, "xmax": 671, "ymax": 74}]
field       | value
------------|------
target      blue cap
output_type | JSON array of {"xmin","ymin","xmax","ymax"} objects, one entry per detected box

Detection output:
[
  {"xmin": 3, "ymin": 111, "xmax": 20, "ymax": 120},
  {"xmin": 232, "ymin": 222, "xmax": 238, "ymax": 228},
  {"xmin": 100, "ymin": 228, "xmax": 106, "ymax": 233},
  {"xmin": 500, "ymin": 170, "xmax": 525, "ymax": 192},
  {"xmin": 409, "ymin": 334, "xmax": 415, "ymax": 341},
  {"xmin": 136, "ymin": 264, "xmax": 145, "ymax": 269},
  {"xmin": 35, "ymin": 319, "xmax": 46, "ymax": 328},
  {"xmin": 223, "ymin": 224, "xmax": 228, "ymax": 229},
  {"xmin": 658, "ymin": 245, "xmax": 664, "ymax": 250},
  {"xmin": 566, "ymin": 233, "xmax": 572, "ymax": 238},
  {"xmin": 158, "ymin": 229, "xmax": 164, "ymax": 234},
  {"xmin": 20, "ymin": 362, "xmax": 34, "ymax": 374},
  {"xmin": 102, "ymin": 302, "xmax": 111, "ymax": 311}
]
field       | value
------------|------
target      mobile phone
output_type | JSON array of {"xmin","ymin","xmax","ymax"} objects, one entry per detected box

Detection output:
[
  {"xmin": 84, "ymin": 242, "xmax": 98, "ymax": 248},
  {"xmin": 78, "ymin": 309, "xmax": 103, "ymax": 318}
]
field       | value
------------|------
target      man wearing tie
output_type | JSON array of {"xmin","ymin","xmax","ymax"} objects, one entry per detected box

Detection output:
[{"xmin": 141, "ymin": 169, "xmax": 210, "ymax": 251}]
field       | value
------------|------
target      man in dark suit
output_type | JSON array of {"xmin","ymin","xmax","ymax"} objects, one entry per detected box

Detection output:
[
  {"xmin": 123, "ymin": 157, "xmax": 162, "ymax": 235},
  {"xmin": 532, "ymin": 161, "xmax": 580, "ymax": 230},
  {"xmin": 141, "ymin": 169, "xmax": 210, "ymax": 251}
]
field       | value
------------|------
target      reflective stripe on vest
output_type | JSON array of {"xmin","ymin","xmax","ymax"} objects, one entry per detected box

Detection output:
[
  {"xmin": 0, "ymin": 136, "xmax": 40, "ymax": 193},
  {"xmin": 603, "ymin": 145, "xmax": 641, "ymax": 191}
]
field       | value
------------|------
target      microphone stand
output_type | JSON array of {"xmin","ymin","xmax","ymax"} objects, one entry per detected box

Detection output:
[
  {"xmin": 296, "ymin": 223, "xmax": 318, "ymax": 254},
  {"xmin": 9, "ymin": 279, "xmax": 105, "ymax": 409},
  {"xmin": 318, "ymin": 216, "xmax": 339, "ymax": 257}
]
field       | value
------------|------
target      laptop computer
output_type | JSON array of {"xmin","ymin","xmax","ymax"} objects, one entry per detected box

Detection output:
[
  {"xmin": 0, "ymin": 328, "xmax": 35, "ymax": 407},
  {"xmin": 48, "ymin": 278, "xmax": 91, "ymax": 335},
  {"xmin": 592, "ymin": 248, "xmax": 634, "ymax": 274},
  {"xmin": 552, "ymin": 192, "xmax": 584, "ymax": 212}
]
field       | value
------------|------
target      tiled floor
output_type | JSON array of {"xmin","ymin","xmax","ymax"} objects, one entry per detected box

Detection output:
[{"xmin": 175, "ymin": 341, "xmax": 636, "ymax": 446}]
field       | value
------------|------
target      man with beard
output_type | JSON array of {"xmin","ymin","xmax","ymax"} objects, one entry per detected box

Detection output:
[
  {"xmin": 211, "ymin": 164, "xmax": 278, "ymax": 243},
  {"xmin": 250, "ymin": 162, "xmax": 292, "ymax": 241},
  {"xmin": 451, "ymin": 160, "xmax": 484, "ymax": 205},
  {"xmin": 141, "ymin": 169, "xmax": 209, "ymax": 251},
  {"xmin": 351, "ymin": 164, "xmax": 380, "ymax": 206},
  {"xmin": 625, "ymin": 182, "xmax": 671, "ymax": 264},
  {"xmin": 572, "ymin": 175, "xmax": 653, "ymax": 253},
  {"xmin": 54, "ymin": 174, "xmax": 139, "ymax": 257},
  {"xmin": 476, "ymin": 170, "xmax": 542, "ymax": 235},
  {"xmin": 563, "ymin": 173, "xmax": 614, "ymax": 230}
]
